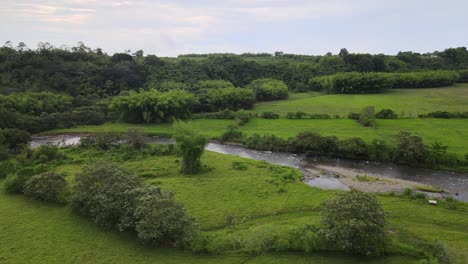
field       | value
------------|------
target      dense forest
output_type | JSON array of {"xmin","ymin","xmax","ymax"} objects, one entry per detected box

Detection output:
[{"xmin": 1, "ymin": 42, "xmax": 468, "ymax": 135}]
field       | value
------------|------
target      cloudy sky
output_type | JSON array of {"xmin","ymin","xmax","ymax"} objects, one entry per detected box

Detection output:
[{"xmin": 1, "ymin": 0, "xmax": 467, "ymax": 56}]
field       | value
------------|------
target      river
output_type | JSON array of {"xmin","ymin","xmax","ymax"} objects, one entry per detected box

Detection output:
[{"xmin": 30, "ymin": 134, "xmax": 468, "ymax": 201}]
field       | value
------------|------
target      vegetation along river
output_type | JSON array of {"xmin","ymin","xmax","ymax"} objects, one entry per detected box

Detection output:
[{"xmin": 31, "ymin": 134, "xmax": 468, "ymax": 202}]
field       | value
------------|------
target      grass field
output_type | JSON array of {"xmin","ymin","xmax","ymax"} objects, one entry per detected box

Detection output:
[
  {"xmin": 2, "ymin": 150, "xmax": 467, "ymax": 263},
  {"xmin": 51, "ymin": 118, "xmax": 468, "ymax": 156},
  {"xmin": 253, "ymin": 85, "xmax": 468, "ymax": 116}
]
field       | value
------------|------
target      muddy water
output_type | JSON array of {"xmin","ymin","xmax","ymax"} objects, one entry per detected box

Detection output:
[{"xmin": 30, "ymin": 134, "xmax": 468, "ymax": 201}]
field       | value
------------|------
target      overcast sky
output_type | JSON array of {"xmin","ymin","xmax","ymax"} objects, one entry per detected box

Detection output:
[{"xmin": 1, "ymin": 0, "xmax": 467, "ymax": 56}]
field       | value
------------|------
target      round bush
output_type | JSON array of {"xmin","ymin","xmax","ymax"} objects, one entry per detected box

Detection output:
[{"xmin": 23, "ymin": 172, "xmax": 68, "ymax": 203}]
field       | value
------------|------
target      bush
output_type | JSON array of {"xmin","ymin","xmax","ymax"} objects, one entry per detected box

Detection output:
[
  {"xmin": 359, "ymin": 106, "xmax": 376, "ymax": 127},
  {"xmin": 71, "ymin": 162, "xmax": 143, "ymax": 229},
  {"xmin": 319, "ymin": 189, "xmax": 387, "ymax": 256},
  {"xmin": 290, "ymin": 132, "xmax": 338, "ymax": 157},
  {"xmin": 133, "ymin": 186, "xmax": 194, "ymax": 246},
  {"xmin": 347, "ymin": 112, "xmax": 360, "ymax": 120},
  {"xmin": 232, "ymin": 161, "xmax": 248, "ymax": 170},
  {"xmin": 220, "ymin": 124, "xmax": 244, "ymax": 142},
  {"xmin": 0, "ymin": 160, "xmax": 15, "ymax": 178},
  {"xmin": 244, "ymin": 134, "xmax": 289, "ymax": 152},
  {"xmin": 4, "ymin": 165, "xmax": 48, "ymax": 193},
  {"xmin": 80, "ymin": 132, "xmax": 122, "ymax": 150},
  {"xmin": 125, "ymin": 128, "xmax": 146, "ymax": 149},
  {"xmin": 24, "ymin": 172, "xmax": 68, "ymax": 203},
  {"xmin": 285, "ymin": 111, "xmax": 307, "ymax": 119},
  {"xmin": 337, "ymin": 137, "xmax": 368, "ymax": 159},
  {"xmin": 419, "ymin": 111, "xmax": 468, "ymax": 118},
  {"xmin": 375, "ymin": 109, "xmax": 398, "ymax": 119},
  {"xmin": 262, "ymin": 111, "xmax": 280, "ymax": 119},
  {"xmin": 32, "ymin": 144, "xmax": 66, "ymax": 163},
  {"xmin": 234, "ymin": 110, "xmax": 252, "ymax": 125},
  {"xmin": 458, "ymin": 69, "xmax": 468, "ymax": 83}
]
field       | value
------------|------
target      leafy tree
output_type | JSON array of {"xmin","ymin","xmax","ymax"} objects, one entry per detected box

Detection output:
[
  {"xmin": 319, "ymin": 189, "xmax": 387, "ymax": 256},
  {"xmin": 173, "ymin": 122, "xmax": 208, "ymax": 174},
  {"xmin": 133, "ymin": 186, "xmax": 194, "ymax": 246},
  {"xmin": 71, "ymin": 162, "xmax": 143, "ymax": 229},
  {"xmin": 24, "ymin": 172, "xmax": 68, "ymax": 203},
  {"xmin": 396, "ymin": 132, "xmax": 427, "ymax": 164},
  {"xmin": 1, "ymin": 128, "xmax": 31, "ymax": 153},
  {"xmin": 248, "ymin": 78, "xmax": 289, "ymax": 101}
]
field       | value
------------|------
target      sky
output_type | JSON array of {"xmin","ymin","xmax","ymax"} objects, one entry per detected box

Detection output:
[{"xmin": 1, "ymin": 0, "xmax": 467, "ymax": 57}]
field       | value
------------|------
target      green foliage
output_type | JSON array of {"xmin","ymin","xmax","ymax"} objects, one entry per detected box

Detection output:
[
  {"xmin": 319, "ymin": 189, "xmax": 387, "ymax": 256},
  {"xmin": 359, "ymin": 106, "xmax": 376, "ymax": 127},
  {"xmin": 1, "ymin": 128, "xmax": 31, "ymax": 153},
  {"xmin": 310, "ymin": 71, "xmax": 460, "ymax": 94},
  {"xmin": 4, "ymin": 165, "xmax": 48, "ymax": 193},
  {"xmin": 80, "ymin": 132, "xmax": 122, "ymax": 150},
  {"xmin": 125, "ymin": 128, "xmax": 146, "ymax": 149},
  {"xmin": 220, "ymin": 124, "xmax": 244, "ymax": 142},
  {"xmin": 133, "ymin": 186, "xmax": 194, "ymax": 246},
  {"xmin": 0, "ymin": 160, "xmax": 15, "ymax": 178},
  {"xmin": 234, "ymin": 110, "xmax": 252, "ymax": 125},
  {"xmin": 261, "ymin": 111, "xmax": 280, "ymax": 119},
  {"xmin": 231, "ymin": 161, "xmax": 248, "ymax": 171},
  {"xmin": 71, "ymin": 162, "xmax": 143, "ymax": 229},
  {"xmin": 23, "ymin": 172, "xmax": 68, "ymax": 203},
  {"xmin": 248, "ymin": 78, "xmax": 289, "ymax": 101},
  {"xmin": 375, "ymin": 109, "xmax": 398, "ymax": 119},
  {"xmin": 110, "ymin": 89, "xmax": 197, "ymax": 123},
  {"xmin": 396, "ymin": 132, "xmax": 427, "ymax": 164},
  {"xmin": 197, "ymin": 82, "xmax": 255, "ymax": 112},
  {"xmin": 173, "ymin": 122, "xmax": 208, "ymax": 174},
  {"xmin": 419, "ymin": 111, "xmax": 468, "ymax": 118},
  {"xmin": 32, "ymin": 144, "xmax": 67, "ymax": 163}
]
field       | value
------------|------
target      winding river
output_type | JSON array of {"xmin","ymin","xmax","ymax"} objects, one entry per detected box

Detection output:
[{"xmin": 30, "ymin": 134, "xmax": 468, "ymax": 202}]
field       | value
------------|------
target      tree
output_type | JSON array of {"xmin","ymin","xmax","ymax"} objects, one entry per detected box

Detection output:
[
  {"xmin": 319, "ymin": 189, "xmax": 387, "ymax": 256},
  {"xmin": 2, "ymin": 129, "xmax": 31, "ymax": 153},
  {"xmin": 173, "ymin": 122, "xmax": 208, "ymax": 174},
  {"xmin": 71, "ymin": 162, "xmax": 143, "ymax": 229},
  {"xmin": 133, "ymin": 186, "xmax": 194, "ymax": 246},
  {"xmin": 248, "ymin": 78, "xmax": 289, "ymax": 101},
  {"xmin": 396, "ymin": 132, "xmax": 427, "ymax": 164}
]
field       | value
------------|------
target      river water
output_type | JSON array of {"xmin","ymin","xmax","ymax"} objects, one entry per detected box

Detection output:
[{"xmin": 30, "ymin": 134, "xmax": 468, "ymax": 201}]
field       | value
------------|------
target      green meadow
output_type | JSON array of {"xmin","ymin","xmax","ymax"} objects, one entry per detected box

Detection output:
[
  {"xmin": 2, "ymin": 150, "xmax": 468, "ymax": 263},
  {"xmin": 253, "ymin": 85, "xmax": 468, "ymax": 116}
]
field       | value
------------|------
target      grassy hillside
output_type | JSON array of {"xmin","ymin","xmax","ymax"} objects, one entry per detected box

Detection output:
[
  {"xmin": 253, "ymin": 85, "xmax": 468, "ymax": 116},
  {"xmin": 51, "ymin": 118, "xmax": 468, "ymax": 156},
  {"xmin": 2, "ymin": 150, "xmax": 467, "ymax": 263}
]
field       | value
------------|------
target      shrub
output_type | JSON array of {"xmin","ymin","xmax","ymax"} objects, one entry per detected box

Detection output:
[
  {"xmin": 133, "ymin": 186, "xmax": 194, "ymax": 246},
  {"xmin": 0, "ymin": 160, "xmax": 15, "ymax": 178},
  {"xmin": 337, "ymin": 137, "xmax": 368, "ymax": 159},
  {"xmin": 458, "ymin": 69, "xmax": 468, "ymax": 83},
  {"xmin": 125, "ymin": 128, "xmax": 146, "ymax": 149},
  {"xmin": 32, "ymin": 144, "xmax": 66, "ymax": 163},
  {"xmin": 375, "ymin": 109, "xmax": 398, "ymax": 119},
  {"xmin": 318, "ymin": 189, "xmax": 387, "ymax": 256},
  {"xmin": 290, "ymin": 132, "xmax": 338, "ymax": 157},
  {"xmin": 234, "ymin": 110, "xmax": 252, "ymax": 125},
  {"xmin": 220, "ymin": 124, "xmax": 244, "ymax": 142},
  {"xmin": 80, "ymin": 132, "xmax": 122, "ymax": 150},
  {"xmin": 4, "ymin": 165, "xmax": 48, "ymax": 193},
  {"xmin": 396, "ymin": 132, "xmax": 427, "ymax": 164},
  {"xmin": 232, "ymin": 161, "xmax": 248, "ymax": 170},
  {"xmin": 285, "ymin": 111, "xmax": 307, "ymax": 119},
  {"xmin": 347, "ymin": 112, "xmax": 360, "ymax": 120},
  {"xmin": 244, "ymin": 134, "xmax": 289, "ymax": 152},
  {"xmin": 359, "ymin": 106, "xmax": 376, "ymax": 127},
  {"xmin": 71, "ymin": 162, "xmax": 143, "ymax": 229},
  {"xmin": 262, "ymin": 111, "xmax": 280, "ymax": 119},
  {"xmin": 419, "ymin": 111, "xmax": 468, "ymax": 118},
  {"xmin": 23, "ymin": 172, "xmax": 68, "ymax": 203}
]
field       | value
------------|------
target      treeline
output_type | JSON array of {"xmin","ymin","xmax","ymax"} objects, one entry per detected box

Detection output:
[
  {"xmin": 1, "ymin": 43, "xmax": 468, "ymax": 97},
  {"xmin": 221, "ymin": 128, "xmax": 467, "ymax": 170},
  {"xmin": 310, "ymin": 70, "xmax": 462, "ymax": 94}
]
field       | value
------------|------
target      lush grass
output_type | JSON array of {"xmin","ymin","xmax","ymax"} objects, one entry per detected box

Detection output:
[
  {"xmin": 51, "ymin": 118, "xmax": 468, "ymax": 156},
  {"xmin": 2, "ymin": 147, "xmax": 468, "ymax": 263},
  {"xmin": 253, "ymin": 85, "xmax": 468, "ymax": 116},
  {"xmin": 1, "ymin": 153, "xmax": 423, "ymax": 264}
]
